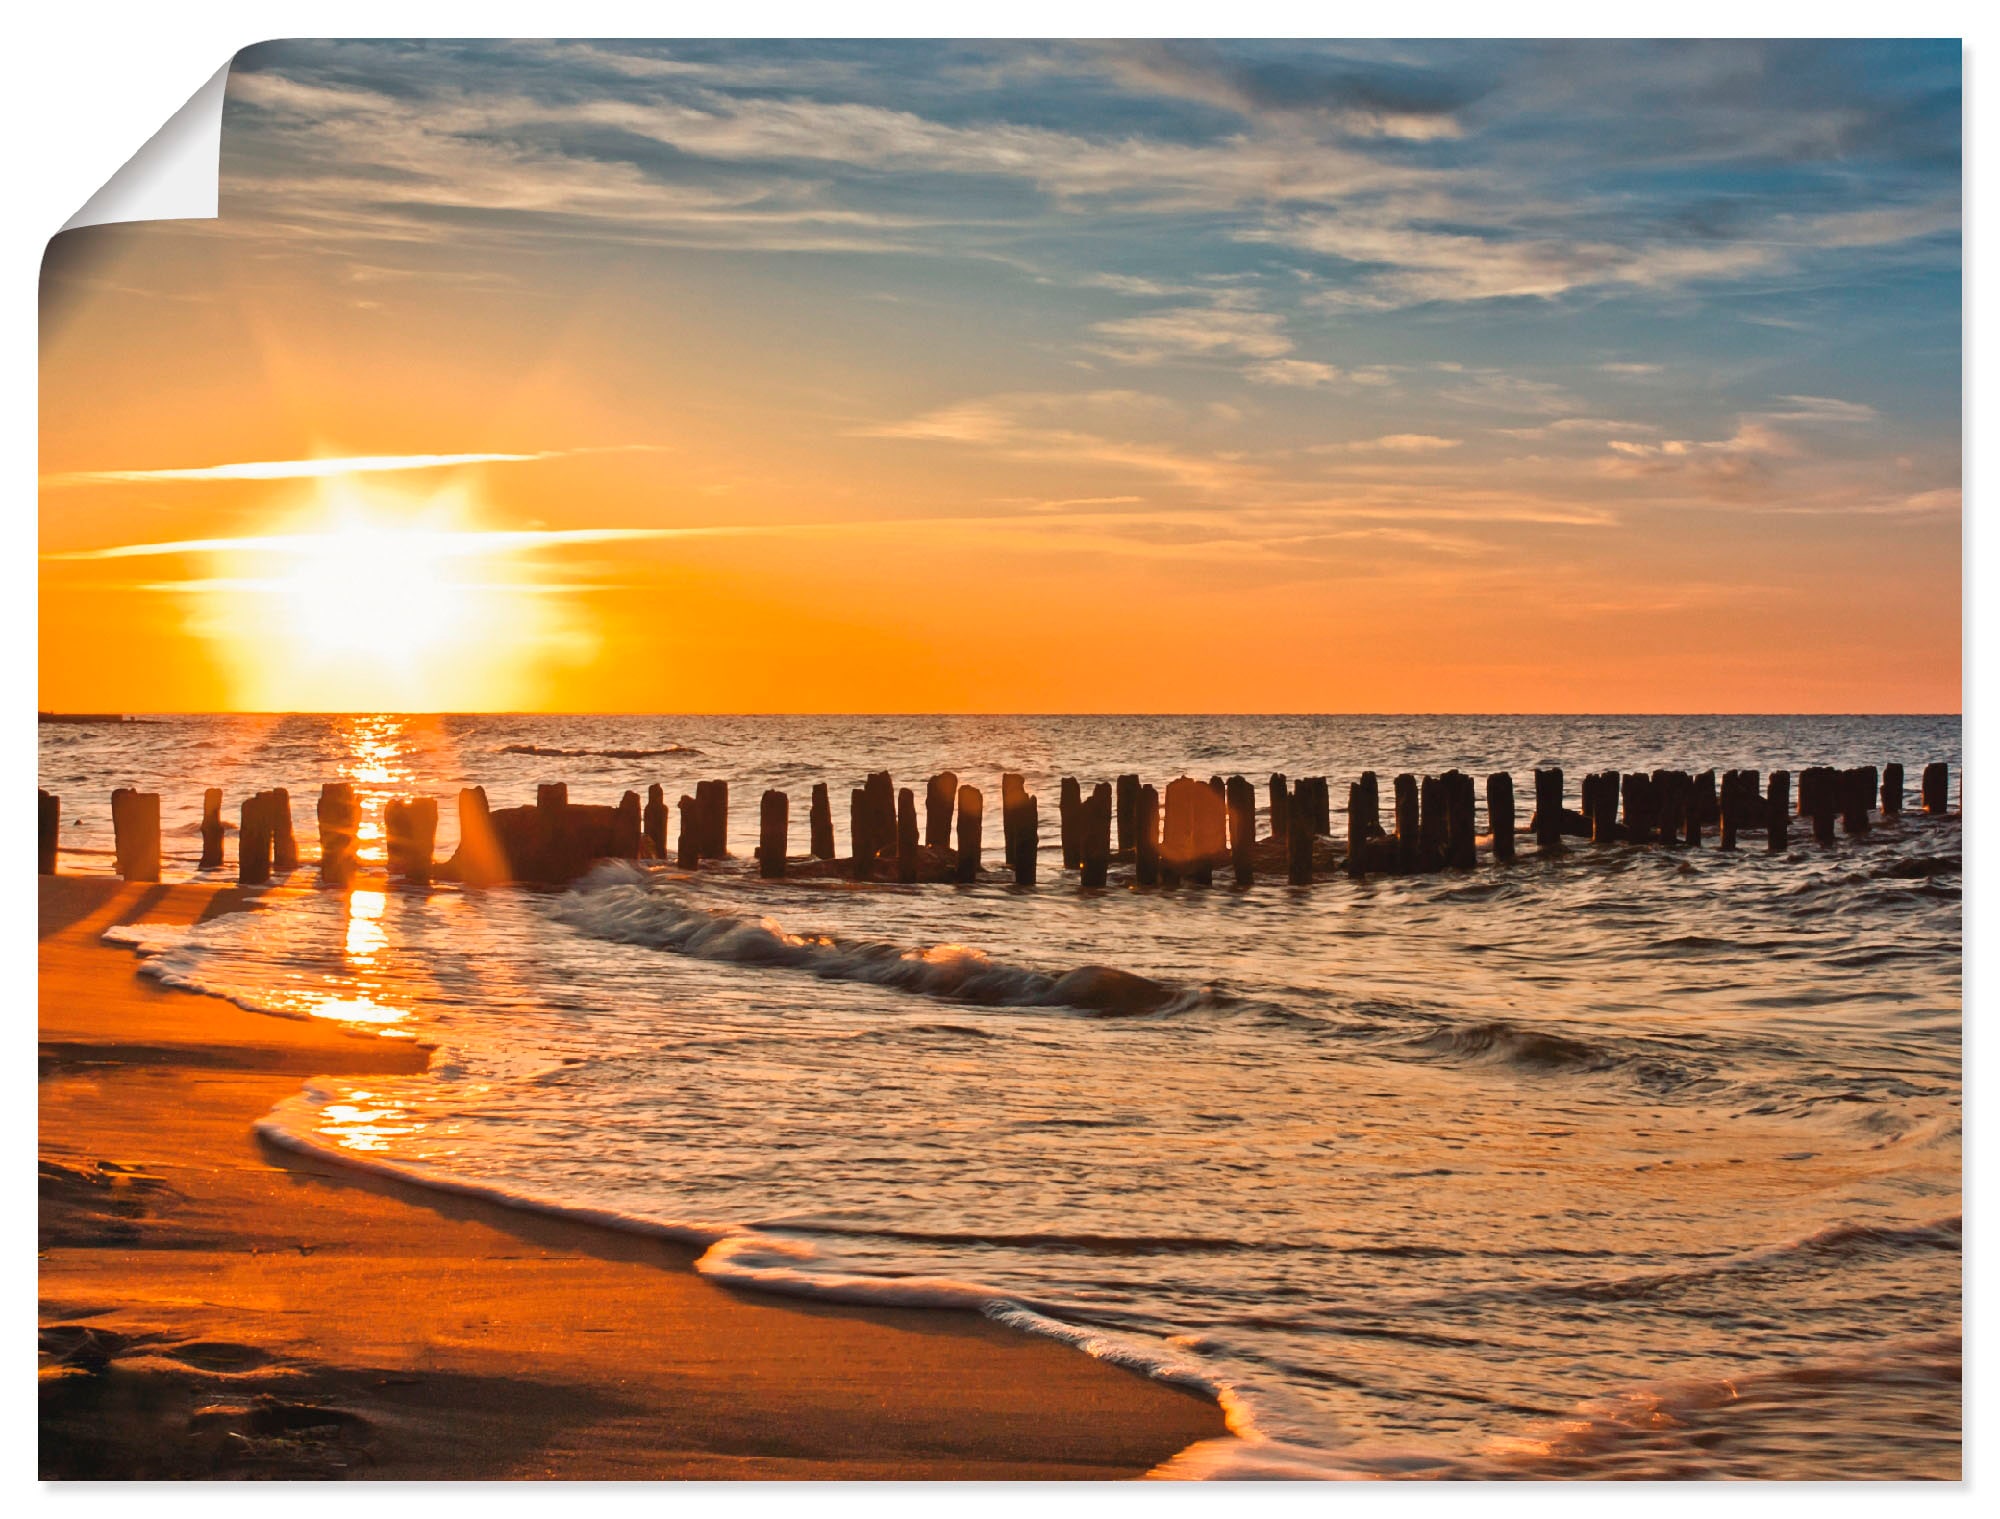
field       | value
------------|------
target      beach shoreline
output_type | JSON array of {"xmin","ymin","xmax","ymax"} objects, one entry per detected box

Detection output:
[{"xmin": 37, "ymin": 874, "xmax": 1228, "ymax": 1480}]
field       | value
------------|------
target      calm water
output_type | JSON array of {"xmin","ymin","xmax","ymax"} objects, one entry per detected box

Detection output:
[{"xmin": 42, "ymin": 714, "xmax": 1962, "ymax": 1478}]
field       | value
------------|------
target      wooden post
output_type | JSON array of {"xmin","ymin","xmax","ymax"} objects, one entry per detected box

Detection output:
[
  {"xmin": 1081, "ymin": 782, "xmax": 1112, "ymax": 888},
  {"xmin": 1287, "ymin": 790, "xmax": 1314, "ymax": 885},
  {"xmin": 1487, "ymin": 773, "xmax": 1515, "ymax": 863},
  {"xmin": 1654, "ymin": 770, "xmax": 1685, "ymax": 849},
  {"xmin": 1922, "ymin": 762, "xmax": 1949, "ymax": 814},
  {"xmin": 319, "ymin": 783, "xmax": 359, "ymax": 887},
  {"xmin": 111, "ymin": 788, "xmax": 162, "ymax": 883},
  {"xmin": 925, "ymin": 772, "xmax": 957, "ymax": 851},
  {"xmin": 458, "ymin": 786, "xmax": 504, "ymax": 886},
  {"xmin": 677, "ymin": 795, "xmax": 700, "ymax": 869},
  {"xmin": 1116, "ymin": 774, "xmax": 1140, "ymax": 853},
  {"xmin": 1766, "ymin": 771, "xmax": 1790, "ymax": 852},
  {"xmin": 1810, "ymin": 775, "xmax": 1837, "ymax": 844},
  {"xmin": 1445, "ymin": 772, "xmax": 1476, "ymax": 869},
  {"xmin": 1881, "ymin": 763, "xmax": 1903, "ymax": 818},
  {"xmin": 644, "ymin": 784, "xmax": 668, "ymax": 858},
  {"xmin": 270, "ymin": 788, "xmax": 298, "ymax": 872},
  {"xmin": 538, "ymin": 781, "xmax": 568, "ymax": 814},
  {"xmin": 1268, "ymin": 774, "xmax": 1290, "ymax": 850},
  {"xmin": 1534, "ymin": 768, "xmax": 1563, "ymax": 851},
  {"xmin": 384, "ymin": 799, "xmax": 409, "ymax": 878},
  {"xmin": 1001, "ymin": 773, "xmax": 1027, "ymax": 876},
  {"xmin": 1162, "ymin": 777, "xmax": 1195, "ymax": 887},
  {"xmin": 761, "ymin": 789, "xmax": 789, "ymax": 879},
  {"xmin": 696, "ymin": 780, "xmax": 729, "ymax": 859},
  {"xmin": 1059, "ymin": 776, "xmax": 1082, "ymax": 869},
  {"xmin": 1718, "ymin": 773, "xmax": 1739, "ymax": 851},
  {"xmin": 954, "ymin": 784, "xmax": 983, "ymax": 883},
  {"xmin": 1418, "ymin": 775, "xmax": 1447, "ymax": 870},
  {"xmin": 1840, "ymin": 767, "xmax": 1873, "ymax": 835},
  {"xmin": 615, "ymin": 791, "xmax": 643, "ymax": 859},
  {"xmin": 810, "ymin": 782, "xmax": 835, "ymax": 860},
  {"xmin": 897, "ymin": 788, "xmax": 920, "ymax": 884},
  {"xmin": 1589, "ymin": 771, "xmax": 1619, "ymax": 845},
  {"xmin": 39, "ymin": 790, "xmax": 60, "ymax": 874},
  {"xmin": 238, "ymin": 792, "xmax": 272, "ymax": 885},
  {"xmin": 1393, "ymin": 773, "xmax": 1419, "ymax": 874},
  {"xmin": 850, "ymin": 787, "xmax": 874, "ymax": 881},
  {"xmin": 391, "ymin": 797, "xmax": 438, "ymax": 883},
  {"xmin": 1192, "ymin": 781, "xmax": 1223, "ymax": 887},
  {"xmin": 1226, "ymin": 775, "xmax": 1256, "ymax": 886},
  {"xmin": 1016, "ymin": 794, "xmax": 1038, "ymax": 886},
  {"xmin": 1307, "ymin": 778, "xmax": 1331, "ymax": 837},
  {"xmin": 864, "ymin": 773, "xmax": 895, "ymax": 866},
  {"xmin": 1136, "ymin": 784, "xmax": 1161, "ymax": 887},
  {"xmin": 199, "ymin": 787, "xmax": 224, "ymax": 869},
  {"xmin": 1620, "ymin": 773, "xmax": 1654, "ymax": 846},
  {"xmin": 1354, "ymin": 772, "xmax": 1381, "ymax": 839},
  {"xmin": 1345, "ymin": 781, "xmax": 1366, "ymax": 879}
]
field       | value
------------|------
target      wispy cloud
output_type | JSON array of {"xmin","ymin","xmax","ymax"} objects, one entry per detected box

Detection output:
[{"xmin": 40, "ymin": 447, "xmax": 664, "ymax": 488}]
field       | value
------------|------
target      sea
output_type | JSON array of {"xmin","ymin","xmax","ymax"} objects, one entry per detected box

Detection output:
[{"xmin": 39, "ymin": 713, "xmax": 1963, "ymax": 1479}]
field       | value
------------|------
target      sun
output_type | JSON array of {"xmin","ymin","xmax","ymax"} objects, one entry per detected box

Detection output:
[{"xmin": 282, "ymin": 511, "xmax": 473, "ymax": 665}]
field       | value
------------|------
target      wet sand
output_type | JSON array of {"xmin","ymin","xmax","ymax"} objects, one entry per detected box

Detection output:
[{"xmin": 37, "ymin": 875, "xmax": 1227, "ymax": 1479}]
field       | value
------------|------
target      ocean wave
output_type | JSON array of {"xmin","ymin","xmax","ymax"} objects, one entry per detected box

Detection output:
[
  {"xmin": 498, "ymin": 743, "xmax": 700, "ymax": 759},
  {"xmin": 548, "ymin": 864, "xmax": 1209, "ymax": 1018}
]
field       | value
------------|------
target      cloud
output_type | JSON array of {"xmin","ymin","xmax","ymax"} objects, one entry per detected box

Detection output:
[
  {"xmin": 1245, "ymin": 359, "xmax": 1346, "ymax": 387},
  {"xmin": 1312, "ymin": 434, "xmax": 1463, "ymax": 453},
  {"xmin": 1760, "ymin": 394, "xmax": 1880, "ymax": 424},
  {"xmin": 41, "ymin": 446, "xmax": 666, "ymax": 488},
  {"xmin": 1089, "ymin": 304, "xmax": 1294, "ymax": 363}
]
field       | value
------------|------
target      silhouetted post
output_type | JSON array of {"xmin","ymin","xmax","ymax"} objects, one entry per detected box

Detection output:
[
  {"xmin": 1840, "ymin": 767, "xmax": 1873, "ymax": 835},
  {"xmin": 1590, "ymin": 771, "xmax": 1620, "ymax": 845},
  {"xmin": 1016, "ymin": 795, "xmax": 1039, "ymax": 886},
  {"xmin": 1620, "ymin": 773, "xmax": 1655, "ymax": 846},
  {"xmin": 1766, "ymin": 771, "xmax": 1790, "ymax": 852},
  {"xmin": 239, "ymin": 792, "xmax": 274, "ymax": 885},
  {"xmin": 1344, "ymin": 782, "xmax": 1366, "ymax": 879},
  {"xmin": 1355, "ymin": 772, "xmax": 1381, "ymax": 840},
  {"xmin": 1226, "ymin": 775, "xmax": 1256, "ymax": 886},
  {"xmin": 384, "ymin": 799, "xmax": 410, "ymax": 879},
  {"xmin": 851, "ymin": 787, "xmax": 874, "ymax": 881},
  {"xmin": 1136, "ymin": 784, "xmax": 1161, "ymax": 887},
  {"xmin": 1418, "ymin": 775, "xmax": 1447, "ymax": 870},
  {"xmin": 1487, "ymin": 773, "xmax": 1515, "ymax": 863},
  {"xmin": 1287, "ymin": 791, "xmax": 1314, "ymax": 885},
  {"xmin": 897, "ymin": 788, "xmax": 920, "ymax": 884},
  {"xmin": 864, "ymin": 772, "xmax": 895, "ymax": 866},
  {"xmin": 1881, "ymin": 763, "xmax": 1904, "ymax": 818},
  {"xmin": 1116, "ymin": 774, "xmax": 1140, "ymax": 853},
  {"xmin": 1445, "ymin": 772, "xmax": 1476, "ymax": 869},
  {"xmin": 677, "ymin": 795, "xmax": 699, "ymax": 869},
  {"xmin": 761, "ymin": 789, "xmax": 789, "ymax": 879},
  {"xmin": 539, "ymin": 781, "xmax": 568, "ymax": 814},
  {"xmin": 926, "ymin": 772, "xmax": 957, "ymax": 851},
  {"xmin": 1810, "ymin": 776, "xmax": 1837, "ymax": 844},
  {"xmin": 644, "ymin": 784, "xmax": 668, "ymax": 858},
  {"xmin": 1654, "ymin": 771, "xmax": 1685, "ymax": 849},
  {"xmin": 615, "ymin": 791, "xmax": 643, "ymax": 859},
  {"xmin": 319, "ymin": 783, "xmax": 359, "ymax": 887},
  {"xmin": 1001, "ymin": 773, "xmax": 1028, "ymax": 876},
  {"xmin": 810, "ymin": 783, "xmax": 835, "ymax": 860},
  {"xmin": 1718, "ymin": 776, "xmax": 1739, "ymax": 851},
  {"xmin": 1191, "ymin": 781, "xmax": 1224, "ymax": 887},
  {"xmin": 111, "ymin": 788, "xmax": 161, "ymax": 883},
  {"xmin": 1161, "ymin": 777, "xmax": 1195, "ymax": 887},
  {"xmin": 386, "ymin": 797, "xmax": 437, "ymax": 883},
  {"xmin": 1059, "ymin": 776, "xmax": 1082, "ymax": 869},
  {"xmin": 270, "ymin": 788, "xmax": 298, "ymax": 872},
  {"xmin": 1309, "ymin": 778, "xmax": 1332, "ymax": 836},
  {"xmin": 199, "ymin": 788, "xmax": 224, "ymax": 870},
  {"xmin": 696, "ymin": 779, "xmax": 729, "ymax": 859},
  {"xmin": 954, "ymin": 785, "xmax": 983, "ymax": 883},
  {"xmin": 1393, "ymin": 773, "xmax": 1419, "ymax": 874},
  {"xmin": 38, "ymin": 789, "xmax": 58, "ymax": 875},
  {"xmin": 457, "ymin": 786, "xmax": 504, "ymax": 886},
  {"xmin": 1533, "ymin": 768, "xmax": 1563, "ymax": 852},
  {"xmin": 1922, "ymin": 762, "xmax": 1949, "ymax": 814},
  {"xmin": 1692, "ymin": 771, "xmax": 1718, "ymax": 828},
  {"xmin": 1268, "ymin": 774, "xmax": 1290, "ymax": 850},
  {"xmin": 1081, "ymin": 782, "xmax": 1112, "ymax": 888}
]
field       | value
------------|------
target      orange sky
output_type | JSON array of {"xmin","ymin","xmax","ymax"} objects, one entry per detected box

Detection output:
[{"xmin": 38, "ymin": 42, "xmax": 1962, "ymax": 714}]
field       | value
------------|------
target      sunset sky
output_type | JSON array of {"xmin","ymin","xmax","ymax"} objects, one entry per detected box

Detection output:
[{"xmin": 39, "ymin": 39, "xmax": 1961, "ymax": 713}]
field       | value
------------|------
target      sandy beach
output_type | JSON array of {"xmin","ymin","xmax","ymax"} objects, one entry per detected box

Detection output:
[{"xmin": 37, "ymin": 874, "xmax": 1227, "ymax": 1480}]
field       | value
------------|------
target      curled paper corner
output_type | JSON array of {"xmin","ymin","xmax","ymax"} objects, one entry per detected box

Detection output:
[{"xmin": 60, "ymin": 58, "xmax": 233, "ymax": 232}]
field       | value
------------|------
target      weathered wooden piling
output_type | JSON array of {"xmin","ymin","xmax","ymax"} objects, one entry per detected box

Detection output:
[
  {"xmin": 1922, "ymin": 762, "xmax": 1949, "ymax": 814},
  {"xmin": 1487, "ymin": 772, "xmax": 1515, "ymax": 863},
  {"xmin": 1001, "ymin": 773, "xmax": 1028, "ymax": 876},
  {"xmin": 1809, "ymin": 773, "xmax": 1837, "ymax": 844},
  {"xmin": 1192, "ymin": 780, "xmax": 1225, "ymax": 887},
  {"xmin": 1301, "ymin": 777, "xmax": 1331, "ymax": 837},
  {"xmin": 270, "ymin": 788, "xmax": 298, "ymax": 872},
  {"xmin": 199, "ymin": 788, "xmax": 224, "ymax": 869},
  {"xmin": 319, "ymin": 783, "xmax": 360, "ymax": 887},
  {"xmin": 760, "ymin": 789, "xmax": 788, "ymax": 879},
  {"xmin": 1136, "ymin": 784, "xmax": 1161, "ymax": 887},
  {"xmin": 1354, "ymin": 772, "xmax": 1381, "ymax": 840},
  {"xmin": 616, "ymin": 791, "xmax": 643, "ymax": 860},
  {"xmin": 1692, "ymin": 771, "xmax": 1718, "ymax": 828},
  {"xmin": 677, "ymin": 795, "xmax": 700, "ymax": 869},
  {"xmin": 1286, "ymin": 790, "xmax": 1314, "ymax": 885},
  {"xmin": 1444, "ymin": 772, "xmax": 1476, "ymax": 869},
  {"xmin": 1226, "ymin": 775, "xmax": 1256, "ymax": 886},
  {"xmin": 1718, "ymin": 778, "xmax": 1739, "ymax": 851},
  {"xmin": 925, "ymin": 772, "xmax": 957, "ymax": 851},
  {"xmin": 385, "ymin": 797, "xmax": 438, "ymax": 883},
  {"xmin": 1393, "ymin": 773, "xmax": 1419, "ymax": 873},
  {"xmin": 696, "ymin": 779, "xmax": 730, "ymax": 858},
  {"xmin": 111, "ymin": 788, "xmax": 162, "ymax": 882},
  {"xmin": 1116, "ymin": 774, "xmax": 1140, "ymax": 853},
  {"xmin": 1269, "ymin": 774, "xmax": 1290, "ymax": 850},
  {"xmin": 1059, "ymin": 776, "xmax": 1083, "ymax": 869},
  {"xmin": 1653, "ymin": 770, "xmax": 1686, "ymax": 849},
  {"xmin": 850, "ymin": 787, "xmax": 874, "ymax": 881},
  {"xmin": 1881, "ymin": 763, "xmax": 1903, "ymax": 817},
  {"xmin": 1839, "ymin": 767, "xmax": 1874, "ymax": 835},
  {"xmin": 1620, "ymin": 773, "xmax": 1656, "ymax": 846},
  {"xmin": 1344, "ymin": 782, "xmax": 1366, "ymax": 879},
  {"xmin": 1590, "ymin": 771, "xmax": 1621, "ymax": 845},
  {"xmin": 1534, "ymin": 768, "xmax": 1564, "ymax": 851},
  {"xmin": 644, "ymin": 784, "xmax": 668, "ymax": 858},
  {"xmin": 1766, "ymin": 771, "xmax": 1790, "ymax": 852},
  {"xmin": 1081, "ymin": 782, "xmax": 1112, "ymax": 888},
  {"xmin": 539, "ymin": 781, "xmax": 568, "ymax": 813},
  {"xmin": 38, "ymin": 789, "xmax": 59, "ymax": 874},
  {"xmin": 810, "ymin": 782, "xmax": 835, "ymax": 860},
  {"xmin": 1162, "ymin": 777, "xmax": 1196, "ymax": 886},
  {"xmin": 1418, "ymin": 775, "xmax": 1447, "ymax": 870},
  {"xmin": 238, "ymin": 792, "xmax": 272, "ymax": 885},
  {"xmin": 955, "ymin": 784, "xmax": 983, "ymax": 883},
  {"xmin": 897, "ymin": 788, "xmax": 920, "ymax": 884},
  {"xmin": 1016, "ymin": 795, "xmax": 1039, "ymax": 886},
  {"xmin": 456, "ymin": 786, "xmax": 504, "ymax": 886}
]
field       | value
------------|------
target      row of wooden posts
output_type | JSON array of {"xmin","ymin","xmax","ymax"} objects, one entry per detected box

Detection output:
[{"xmin": 38, "ymin": 760, "xmax": 1953, "ymax": 888}]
